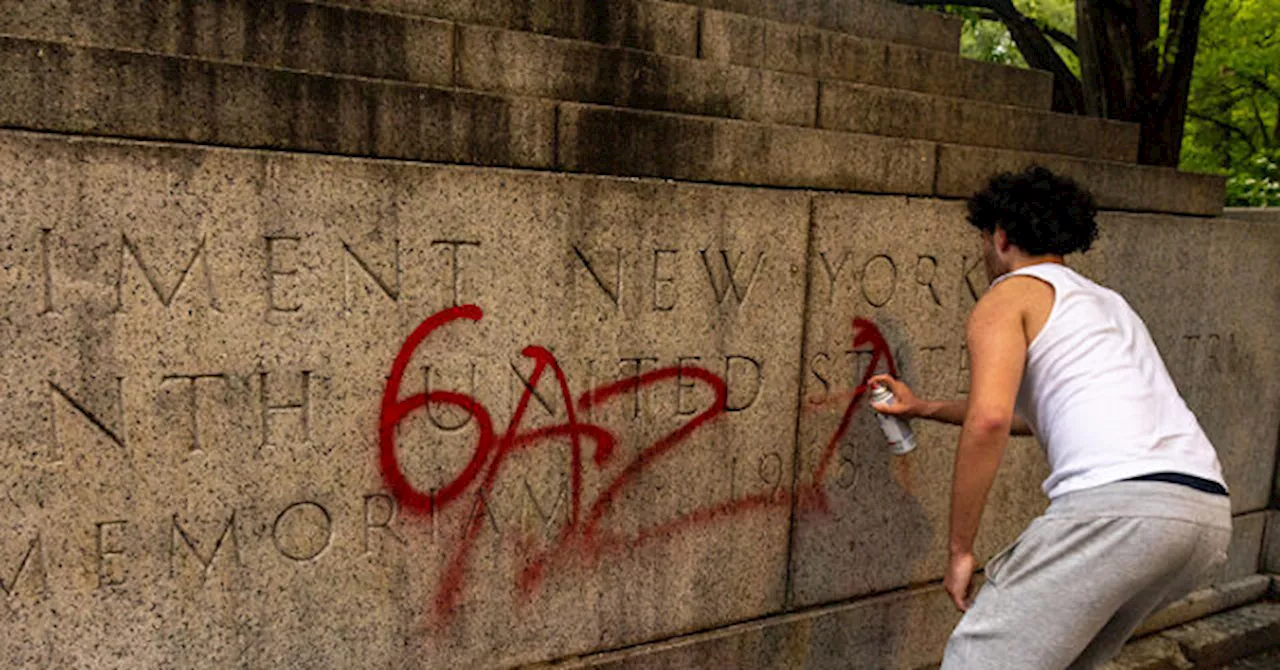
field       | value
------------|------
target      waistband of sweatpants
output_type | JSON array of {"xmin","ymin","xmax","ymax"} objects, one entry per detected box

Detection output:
[{"xmin": 1044, "ymin": 481, "xmax": 1232, "ymax": 529}]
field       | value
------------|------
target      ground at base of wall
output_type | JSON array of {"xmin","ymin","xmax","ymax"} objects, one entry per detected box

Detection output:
[{"xmin": 1103, "ymin": 600, "xmax": 1280, "ymax": 670}]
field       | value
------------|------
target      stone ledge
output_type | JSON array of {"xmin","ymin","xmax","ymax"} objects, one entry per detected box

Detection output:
[
  {"xmin": 664, "ymin": 0, "xmax": 962, "ymax": 52},
  {"xmin": 555, "ymin": 103, "xmax": 937, "ymax": 194},
  {"xmin": 0, "ymin": 36, "xmax": 557, "ymax": 167},
  {"xmin": 306, "ymin": 0, "xmax": 703, "ymax": 57},
  {"xmin": 820, "ymin": 80, "xmax": 1138, "ymax": 162},
  {"xmin": 936, "ymin": 144, "xmax": 1226, "ymax": 217},
  {"xmin": 699, "ymin": 8, "xmax": 1053, "ymax": 109},
  {"xmin": 1162, "ymin": 602, "xmax": 1280, "ymax": 668}
]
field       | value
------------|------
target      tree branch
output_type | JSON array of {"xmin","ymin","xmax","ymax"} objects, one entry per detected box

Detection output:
[
  {"xmin": 1189, "ymin": 110, "xmax": 1258, "ymax": 154},
  {"xmin": 1041, "ymin": 26, "xmax": 1079, "ymax": 56}
]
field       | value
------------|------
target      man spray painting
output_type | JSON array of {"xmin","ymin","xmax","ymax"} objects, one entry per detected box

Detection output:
[{"xmin": 872, "ymin": 166, "xmax": 1230, "ymax": 669}]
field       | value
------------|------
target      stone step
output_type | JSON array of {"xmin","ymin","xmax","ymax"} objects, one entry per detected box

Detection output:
[
  {"xmin": 0, "ymin": 36, "xmax": 1220, "ymax": 215},
  {"xmin": 1105, "ymin": 602, "xmax": 1280, "ymax": 670},
  {"xmin": 819, "ymin": 80, "xmax": 1136, "ymax": 163},
  {"xmin": 0, "ymin": 36, "xmax": 556, "ymax": 169},
  {"xmin": 4, "ymin": 0, "xmax": 1031, "ymax": 113},
  {"xmin": 0, "ymin": 2, "xmax": 1135, "ymax": 163},
  {"xmin": 699, "ymin": 8, "xmax": 1054, "ymax": 110},
  {"xmin": 935, "ymin": 145, "xmax": 1225, "ymax": 217},
  {"xmin": 325, "ymin": 0, "xmax": 961, "ymax": 54},
  {"xmin": 658, "ymin": 0, "xmax": 962, "ymax": 53},
  {"xmin": 560, "ymin": 106, "xmax": 1218, "ymax": 215},
  {"xmin": 460, "ymin": 25, "xmax": 1131, "ymax": 161}
]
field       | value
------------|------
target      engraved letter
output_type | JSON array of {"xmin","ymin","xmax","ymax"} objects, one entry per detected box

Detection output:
[
  {"xmin": 96, "ymin": 520, "xmax": 128, "ymax": 588},
  {"xmin": 818, "ymin": 250, "xmax": 851, "ymax": 303},
  {"xmin": 342, "ymin": 239, "xmax": 400, "ymax": 310},
  {"xmin": 160, "ymin": 373, "xmax": 227, "ymax": 452},
  {"xmin": 520, "ymin": 478, "xmax": 566, "ymax": 537},
  {"xmin": 724, "ymin": 355, "xmax": 764, "ymax": 412},
  {"xmin": 915, "ymin": 255, "xmax": 941, "ymax": 307},
  {"xmin": 424, "ymin": 363, "xmax": 477, "ymax": 431},
  {"xmin": 619, "ymin": 356, "xmax": 658, "ymax": 418},
  {"xmin": 859, "ymin": 254, "xmax": 898, "ymax": 308},
  {"xmin": 273, "ymin": 501, "xmax": 332, "ymax": 562},
  {"xmin": 674, "ymin": 355, "xmax": 704, "ymax": 416},
  {"xmin": 363, "ymin": 494, "xmax": 406, "ymax": 555},
  {"xmin": 652, "ymin": 249, "xmax": 678, "ymax": 311},
  {"xmin": 40, "ymin": 228, "xmax": 56, "ymax": 315},
  {"xmin": 700, "ymin": 249, "xmax": 764, "ymax": 307},
  {"xmin": 260, "ymin": 371, "xmax": 312, "ymax": 450},
  {"xmin": 432, "ymin": 240, "xmax": 481, "ymax": 307},
  {"xmin": 960, "ymin": 254, "xmax": 985, "ymax": 304},
  {"xmin": 0, "ymin": 535, "xmax": 42, "ymax": 597},
  {"xmin": 170, "ymin": 512, "xmax": 237, "ymax": 579},
  {"xmin": 265, "ymin": 235, "xmax": 302, "ymax": 312},
  {"xmin": 808, "ymin": 352, "xmax": 831, "ymax": 405},
  {"xmin": 50, "ymin": 378, "xmax": 126, "ymax": 454},
  {"xmin": 574, "ymin": 245, "xmax": 622, "ymax": 310},
  {"xmin": 117, "ymin": 234, "xmax": 218, "ymax": 312}
]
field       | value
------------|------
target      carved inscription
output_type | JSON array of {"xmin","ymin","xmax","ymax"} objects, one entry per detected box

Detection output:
[
  {"xmin": 260, "ymin": 371, "xmax": 312, "ymax": 450},
  {"xmin": 342, "ymin": 239, "xmax": 401, "ymax": 310},
  {"xmin": 95, "ymin": 520, "xmax": 129, "ymax": 589},
  {"xmin": 1, "ymin": 535, "xmax": 43, "ymax": 597},
  {"xmin": 160, "ymin": 374, "xmax": 227, "ymax": 452},
  {"xmin": 50, "ymin": 378, "xmax": 127, "ymax": 454},
  {"xmin": 574, "ymin": 245, "xmax": 622, "ymax": 310},
  {"xmin": 432, "ymin": 240, "xmax": 481, "ymax": 307},
  {"xmin": 273, "ymin": 502, "xmax": 333, "ymax": 562},
  {"xmin": 265, "ymin": 235, "xmax": 302, "ymax": 313},
  {"xmin": 170, "ymin": 512, "xmax": 237, "ymax": 579},
  {"xmin": 116, "ymin": 233, "xmax": 219, "ymax": 312},
  {"xmin": 363, "ymin": 494, "xmax": 406, "ymax": 555}
]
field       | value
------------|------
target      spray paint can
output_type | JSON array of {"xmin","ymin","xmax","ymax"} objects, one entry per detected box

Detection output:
[{"xmin": 869, "ymin": 383, "xmax": 917, "ymax": 455}]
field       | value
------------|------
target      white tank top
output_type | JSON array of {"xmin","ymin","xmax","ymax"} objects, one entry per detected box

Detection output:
[{"xmin": 990, "ymin": 263, "xmax": 1226, "ymax": 499}]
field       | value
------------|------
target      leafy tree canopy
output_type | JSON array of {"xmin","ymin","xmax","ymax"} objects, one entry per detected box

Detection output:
[{"xmin": 942, "ymin": 0, "xmax": 1279, "ymax": 206}]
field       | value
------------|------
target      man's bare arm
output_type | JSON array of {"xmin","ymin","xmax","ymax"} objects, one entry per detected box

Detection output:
[{"xmin": 868, "ymin": 376, "xmax": 1033, "ymax": 436}]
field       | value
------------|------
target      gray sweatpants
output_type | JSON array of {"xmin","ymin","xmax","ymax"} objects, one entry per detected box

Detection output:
[{"xmin": 942, "ymin": 481, "xmax": 1232, "ymax": 670}]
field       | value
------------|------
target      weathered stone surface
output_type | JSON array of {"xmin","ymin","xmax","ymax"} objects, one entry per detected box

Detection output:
[
  {"xmin": 699, "ymin": 9, "xmax": 1054, "ymax": 109},
  {"xmin": 546, "ymin": 585, "xmax": 962, "ymax": 669},
  {"xmin": 1220, "ymin": 648, "xmax": 1280, "ymax": 669},
  {"xmin": 456, "ymin": 24, "xmax": 818, "ymax": 126},
  {"xmin": 1263, "ymin": 511, "xmax": 1280, "ymax": 573},
  {"xmin": 556, "ymin": 103, "xmax": 937, "ymax": 193},
  {"xmin": 1162, "ymin": 603, "xmax": 1280, "ymax": 668},
  {"xmin": 1218, "ymin": 513, "xmax": 1267, "ymax": 583},
  {"xmin": 1224, "ymin": 207, "xmax": 1280, "ymax": 225},
  {"xmin": 0, "ymin": 0, "xmax": 455, "ymax": 86},
  {"xmin": 820, "ymin": 82, "xmax": 1139, "ymax": 161},
  {"xmin": 1085, "ymin": 214, "xmax": 1280, "ymax": 513},
  {"xmin": 319, "ymin": 0, "xmax": 701, "ymax": 56},
  {"xmin": 936, "ymin": 145, "xmax": 1228, "ymax": 216},
  {"xmin": 0, "ymin": 131, "xmax": 809, "ymax": 668},
  {"xmin": 788, "ymin": 198, "xmax": 1280, "ymax": 608},
  {"xmin": 678, "ymin": 0, "xmax": 962, "ymax": 52},
  {"xmin": 1136, "ymin": 575, "xmax": 1272, "ymax": 637},
  {"xmin": 787, "ymin": 194, "xmax": 1046, "ymax": 606},
  {"xmin": 1100, "ymin": 636, "xmax": 1193, "ymax": 670},
  {"xmin": 0, "ymin": 36, "xmax": 554, "ymax": 169}
]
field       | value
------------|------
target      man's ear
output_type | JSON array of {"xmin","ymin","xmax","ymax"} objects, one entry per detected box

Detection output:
[{"xmin": 993, "ymin": 227, "xmax": 1013, "ymax": 253}]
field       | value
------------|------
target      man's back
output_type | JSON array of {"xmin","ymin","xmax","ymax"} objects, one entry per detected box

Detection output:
[{"xmin": 993, "ymin": 263, "xmax": 1226, "ymax": 498}]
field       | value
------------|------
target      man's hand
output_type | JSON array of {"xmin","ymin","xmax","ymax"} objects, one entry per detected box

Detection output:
[
  {"xmin": 867, "ymin": 374, "xmax": 928, "ymax": 418},
  {"xmin": 945, "ymin": 551, "xmax": 978, "ymax": 612}
]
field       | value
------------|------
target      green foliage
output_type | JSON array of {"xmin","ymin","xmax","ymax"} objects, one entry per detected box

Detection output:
[
  {"xmin": 1180, "ymin": 0, "xmax": 1280, "ymax": 206},
  {"xmin": 951, "ymin": 0, "xmax": 1080, "ymax": 75}
]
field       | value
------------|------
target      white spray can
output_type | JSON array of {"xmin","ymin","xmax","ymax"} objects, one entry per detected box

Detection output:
[{"xmin": 869, "ymin": 383, "xmax": 917, "ymax": 455}]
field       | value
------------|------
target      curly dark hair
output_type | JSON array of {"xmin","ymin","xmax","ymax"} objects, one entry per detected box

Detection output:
[{"xmin": 966, "ymin": 166, "xmax": 1099, "ymax": 255}]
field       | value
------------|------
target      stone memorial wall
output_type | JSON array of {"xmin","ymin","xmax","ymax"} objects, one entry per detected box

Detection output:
[{"xmin": 0, "ymin": 1, "xmax": 1277, "ymax": 668}]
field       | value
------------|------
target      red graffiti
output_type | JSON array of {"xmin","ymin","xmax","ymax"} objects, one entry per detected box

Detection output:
[{"xmin": 378, "ymin": 306, "xmax": 896, "ymax": 624}]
